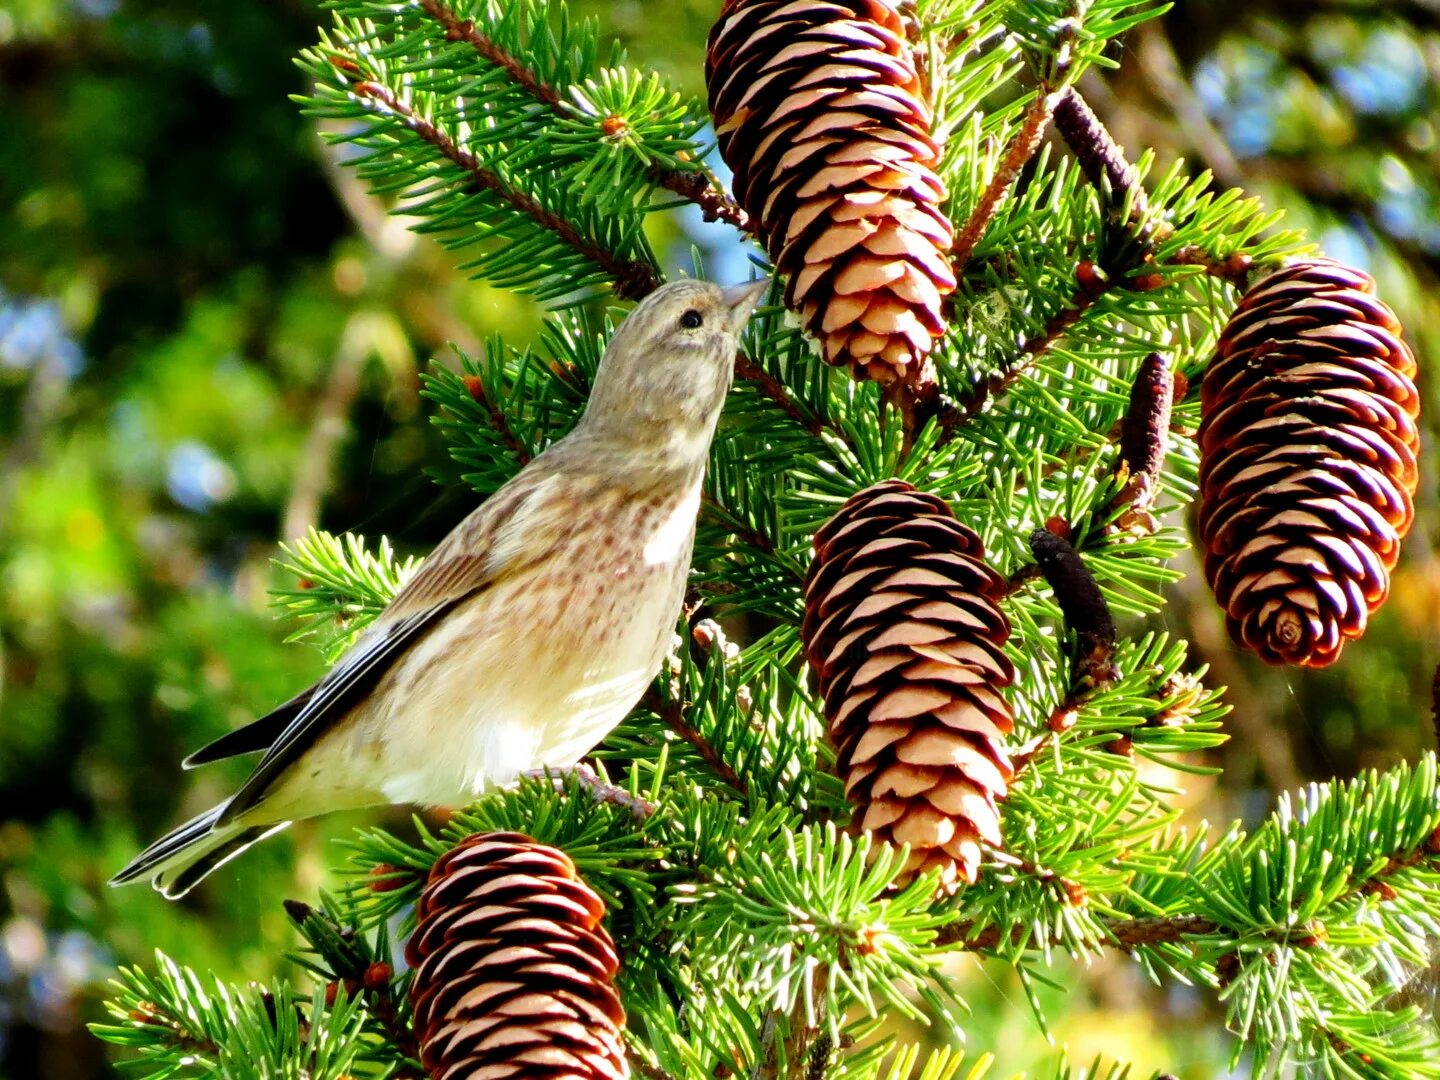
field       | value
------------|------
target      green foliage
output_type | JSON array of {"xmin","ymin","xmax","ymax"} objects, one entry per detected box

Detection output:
[
  {"xmin": 272, "ymin": 529, "xmax": 421, "ymax": 660},
  {"xmin": 60, "ymin": 1, "xmax": 1440, "ymax": 1079},
  {"xmin": 94, "ymin": 952, "xmax": 374, "ymax": 1079}
]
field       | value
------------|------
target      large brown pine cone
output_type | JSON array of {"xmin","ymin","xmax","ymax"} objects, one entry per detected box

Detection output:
[
  {"xmin": 802, "ymin": 480, "xmax": 1015, "ymax": 889},
  {"xmin": 405, "ymin": 832, "xmax": 627, "ymax": 1080},
  {"xmin": 1197, "ymin": 258, "xmax": 1420, "ymax": 667},
  {"xmin": 706, "ymin": 0, "xmax": 954, "ymax": 386}
]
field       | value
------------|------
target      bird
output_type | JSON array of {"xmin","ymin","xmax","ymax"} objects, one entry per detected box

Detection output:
[{"xmin": 113, "ymin": 278, "xmax": 767, "ymax": 898}]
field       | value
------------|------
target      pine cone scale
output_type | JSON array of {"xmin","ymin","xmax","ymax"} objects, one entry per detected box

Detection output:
[
  {"xmin": 708, "ymin": 0, "xmax": 954, "ymax": 383},
  {"xmin": 407, "ymin": 832, "xmax": 629, "ymax": 1080},
  {"xmin": 1198, "ymin": 258, "xmax": 1420, "ymax": 667},
  {"xmin": 803, "ymin": 480, "xmax": 1015, "ymax": 889}
]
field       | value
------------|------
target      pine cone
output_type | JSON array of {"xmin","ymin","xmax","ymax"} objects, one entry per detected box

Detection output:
[
  {"xmin": 802, "ymin": 480, "xmax": 1015, "ymax": 888},
  {"xmin": 1197, "ymin": 258, "xmax": 1420, "ymax": 667},
  {"xmin": 405, "ymin": 832, "xmax": 627, "ymax": 1080},
  {"xmin": 706, "ymin": 0, "xmax": 954, "ymax": 386}
]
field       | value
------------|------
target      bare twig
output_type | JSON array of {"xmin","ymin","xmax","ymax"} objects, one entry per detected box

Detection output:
[
  {"xmin": 347, "ymin": 77, "xmax": 662, "ymax": 299},
  {"xmin": 951, "ymin": 92, "xmax": 1056, "ymax": 269},
  {"xmin": 418, "ymin": 0, "xmax": 752, "ymax": 235},
  {"xmin": 282, "ymin": 315, "xmax": 375, "ymax": 541},
  {"xmin": 523, "ymin": 764, "xmax": 657, "ymax": 819}
]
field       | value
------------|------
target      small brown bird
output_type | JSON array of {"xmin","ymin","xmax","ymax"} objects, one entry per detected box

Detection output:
[{"xmin": 113, "ymin": 279, "xmax": 766, "ymax": 897}]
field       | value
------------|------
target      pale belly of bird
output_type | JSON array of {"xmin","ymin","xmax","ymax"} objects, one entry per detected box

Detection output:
[{"xmin": 349, "ymin": 517, "xmax": 694, "ymax": 810}]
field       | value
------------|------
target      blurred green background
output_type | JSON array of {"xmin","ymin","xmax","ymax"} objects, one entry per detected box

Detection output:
[{"xmin": 1, "ymin": 1, "xmax": 1437, "ymax": 1077}]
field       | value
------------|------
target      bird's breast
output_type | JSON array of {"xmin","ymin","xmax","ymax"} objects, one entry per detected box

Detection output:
[{"xmin": 363, "ymin": 479, "xmax": 702, "ymax": 805}]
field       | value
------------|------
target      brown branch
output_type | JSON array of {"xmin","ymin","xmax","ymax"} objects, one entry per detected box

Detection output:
[
  {"xmin": 629, "ymin": 1057, "xmax": 683, "ymax": 1080},
  {"xmin": 639, "ymin": 685, "xmax": 749, "ymax": 798},
  {"xmin": 418, "ymin": 0, "xmax": 752, "ymax": 236},
  {"xmin": 655, "ymin": 166, "xmax": 754, "ymax": 233},
  {"xmin": 943, "ymin": 273, "xmax": 1121, "ymax": 435},
  {"xmin": 348, "ymin": 77, "xmax": 661, "ymax": 300},
  {"xmin": 734, "ymin": 351, "xmax": 824, "ymax": 436},
  {"xmin": 951, "ymin": 92, "xmax": 1056, "ymax": 269}
]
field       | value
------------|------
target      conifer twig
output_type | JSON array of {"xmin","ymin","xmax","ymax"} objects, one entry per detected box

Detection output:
[
  {"xmin": 734, "ymin": 352, "xmax": 825, "ymax": 437},
  {"xmin": 630, "ymin": 1057, "xmax": 683, "ymax": 1080},
  {"xmin": 940, "ymin": 827, "xmax": 1440, "ymax": 953},
  {"xmin": 462, "ymin": 374, "xmax": 533, "ymax": 464},
  {"xmin": 639, "ymin": 686, "xmax": 750, "ymax": 798},
  {"xmin": 346, "ymin": 76, "xmax": 662, "ymax": 299},
  {"xmin": 418, "ymin": 0, "xmax": 751, "ymax": 234}
]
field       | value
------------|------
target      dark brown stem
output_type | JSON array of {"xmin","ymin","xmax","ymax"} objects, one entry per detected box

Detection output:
[
  {"xmin": 940, "ymin": 911, "xmax": 1211, "ymax": 952},
  {"xmin": 735, "ymin": 352, "xmax": 824, "ymax": 436},
  {"xmin": 639, "ymin": 686, "xmax": 749, "ymax": 799},
  {"xmin": 951, "ymin": 92, "xmax": 1056, "ymax": 269},
  {"xmin": 1431, "ymin": 663, "xmax": 1440, "ymax": 750},
  {"xmin": 348, "ymin": 78, "xmax": 661, "ymax": 300},
  {"xmin": 462, "ymin": 374, "xmax": 533, "ymax": 465},
  {"xmin": 418, "ymin": 0, "xmax": 752, "ymax": 236}
]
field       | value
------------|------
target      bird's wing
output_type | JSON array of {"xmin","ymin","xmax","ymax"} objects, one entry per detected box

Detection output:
[
  {"xmin": 182, "ymin": 686, "xmax": 316, "ymax": 768},
  {"xmin": 217, "ymin": 467, "xmax": 577, "ymax": 824}
]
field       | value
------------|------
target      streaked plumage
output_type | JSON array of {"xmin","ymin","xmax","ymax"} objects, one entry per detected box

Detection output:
[{"xmin": 114, "ymin": 279, "xmax": 765, "ymax": 897}]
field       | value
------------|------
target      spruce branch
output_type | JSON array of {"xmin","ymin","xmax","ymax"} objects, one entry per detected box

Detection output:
[
  {"xmin": 416, "ymin": 0, "xmax": 750, "ymax": 233},
  {"xmin": 344, "ymin": 76, "xmax": 662, "ymax": 300},
  {"xmin": 734, "ymin": 351, "xmax": 824, "ymax": 437},
  {"xmin": 461, "ymin": 373, "xmax": 533, "ymax": 465},
  {"xmin": 941, "ymin": 269, "xmax": 1124, "ymax": 434}
]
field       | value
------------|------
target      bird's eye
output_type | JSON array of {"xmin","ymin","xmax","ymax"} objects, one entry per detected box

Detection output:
[{"xmin": 679, "ymin": 309, "xmax": 703, "ymax": 329}]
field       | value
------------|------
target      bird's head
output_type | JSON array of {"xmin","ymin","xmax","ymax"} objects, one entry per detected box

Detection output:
[{"xmin": 581, "ymin": 279, "xmax": 766, "ymax": 459}]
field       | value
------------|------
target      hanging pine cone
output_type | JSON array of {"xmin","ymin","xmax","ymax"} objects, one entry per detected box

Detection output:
[
  {"xmin": 802, "ymin": 480, "xmax": 1015, "ymax": 889},
  {"xmin": 706, "ymin": 0, "xmax": 954, "ymax": 386},
  {"xmin": 405, "ymin": 832, "xmax": 627, "ymax": 1080},
  {"xmin": 1197, "ymin": 258, "xmax": 1420, "ymax": 667}
]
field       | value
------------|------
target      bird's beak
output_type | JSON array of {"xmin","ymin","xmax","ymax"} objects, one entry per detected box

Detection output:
[{"xmin": 720, "ymin": 279, "xmax": 768, "ymax": 335}]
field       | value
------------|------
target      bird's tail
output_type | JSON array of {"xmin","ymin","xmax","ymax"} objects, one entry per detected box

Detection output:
[{"xmin": 110, "ymin": 804, "xmax": 291, "ymax": 899}]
